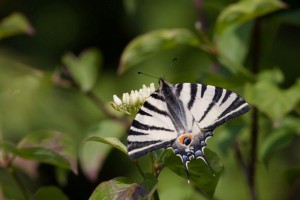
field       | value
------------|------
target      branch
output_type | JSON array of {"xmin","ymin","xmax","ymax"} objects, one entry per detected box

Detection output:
[
  {"xmin": 233, "ymin": 141, "xmax": 247, "ymax": 175},
  {"xmin": 85, "ymin": 91, "xmax": 131, "ymax": 128},
  {"xmin": 52, "ymin": 73, "xmax": 131, "ymax": 129},
  {"xmin": 247, "ymin": 18, "xmax": 261, "ymax": 200}
]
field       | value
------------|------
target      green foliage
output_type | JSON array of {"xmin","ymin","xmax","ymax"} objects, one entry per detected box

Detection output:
[
  {"xmin": 1, "ymin": 131, "xmax": 77, "ymax": 173},
  {"xmin": 259, "ymin": 116, "xmax": 300, "ymax": 165},
  {"xmin": 34, "ymin": 186, "xmax": 68, "ymax": 200},
  {"xmin": 245, "ymin": 72, "xmax": 300, "ymax": 121},
  {"xmin": 214, "ymin": 0, "xmax": 286, "ymax": 35},
  {"xmin": 164, "ymin": 149, "xmax": 223, "ymax": 198},
  {"xmin": 86, "ymin": 136, "xmax": 127, "ymax": 155},
  {"xmin": 119, "ymin": 29, "xmax": 201, "ymax": 74},
  {"xmin": 89, "ymin": 175, "xmax": 157, "ymax": 200},
  {"xmin": 0, "ymin": 0, "xmax": 300, "ymax": 200},
  {"xmin": 80, "ymin": 120, "xmax": 125, "ymax": 180},
  {"xmin": 62, "ymin": 48, "xmax": 102, "ymax": 92},
  {"xmin": 0, "ymin": 12, "xmax": 34, "ymax": 39}
]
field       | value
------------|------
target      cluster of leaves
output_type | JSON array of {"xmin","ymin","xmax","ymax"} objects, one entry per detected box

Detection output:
[{"xmin": 1, "ymin": 0, "xmax": 300, "ymax": 200}]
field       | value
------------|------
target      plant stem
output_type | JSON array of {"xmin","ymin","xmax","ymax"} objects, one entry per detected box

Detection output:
[
  {"xmin": 248, "ymin": 107, "xmax": 258, "ymax": 200},
  {"xmin": 52, "ymin": 73, "xmax": 131, "ymax": 129},
  {"xmin": 153, "ymin": 189, "xmax": 160, "ymax": 200},
  {"xmin": 247, "ymin": 18, "xmax": 261, "ymax": 200},
  {"xmin": 85, "ymin": 91, "xmax": 131, "ymax": 128},
  {"xmin": 8, "ymin": 167, "xmax": 30, "ymax": 200},
  {"xmin": 133, "ymin": 160, "xmax": 145, "ymax": 179},
  {"xmin": 233, "ymin": 141, "xmax": 247, "ymax": 175},
  {"xmin": 149, "ymin": 152, "xmax": 161, "ymax": 200}
]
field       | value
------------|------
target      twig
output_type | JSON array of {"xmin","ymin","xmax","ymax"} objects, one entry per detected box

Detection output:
[
  {"xmin": 85, "ymin": 91, "xmax": 130, "ymax": 128},
  {"xmin": 247, "ymin": 18, "xmax": 261, "ymax": 200},
  {"xmin": 52, "ymin": 73, "xmax": 131, "ymax": 129},
  {"xmin": 149, "ymin": 152, "xmax": 161, "ymax": 200},
  {"xmin": 233, "ymin": 141, "xmax": 247, "ymax": 175},
  {"xmin": 133, "ymin": 160, "xmax": 145, "ymax": 179},
  {"xmin": 248, "ymin": 107, "xmax": 259, "ymax": 200}
]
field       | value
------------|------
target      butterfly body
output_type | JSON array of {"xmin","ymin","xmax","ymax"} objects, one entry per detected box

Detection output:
[{"xmin": 127, "ymin": 78, "xmax": 250, "ymax": 180}]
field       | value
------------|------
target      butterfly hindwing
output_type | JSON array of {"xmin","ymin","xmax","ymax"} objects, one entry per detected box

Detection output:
[{"xmin": 127, "ymin": 91, "xmax": 177, "ymax": 159}]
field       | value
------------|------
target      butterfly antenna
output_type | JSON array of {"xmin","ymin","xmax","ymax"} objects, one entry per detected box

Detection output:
[{"xmin": 137, "ymin": 72, "xmax": 160, "ymax": 80}]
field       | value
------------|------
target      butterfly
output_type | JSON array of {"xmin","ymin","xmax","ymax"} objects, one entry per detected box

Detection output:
[{"xmin": 127, "ymin": 78, "xmax": 250, "ymax": 181}]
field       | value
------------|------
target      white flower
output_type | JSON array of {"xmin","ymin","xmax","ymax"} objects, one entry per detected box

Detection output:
[
  {"xmin": 122, "ymin": 93, "xmax": 130, "ymax": 105},
  {"xmin": 111, "ymin": 82, "xmax": 156, "ymax": 115},
  {"xmin": 150, "ymin": 83, "xmax": 155, "ymax": 93},
  {"xmin": 113, "ymin": 95, "xmax": 122, "ymax": 106}
]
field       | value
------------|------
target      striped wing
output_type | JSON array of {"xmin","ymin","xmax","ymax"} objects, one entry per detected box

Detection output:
[
  {"xmin": 127, "ymin": 92, "xmax": 177, "ymax": 159},
  {"xmin": 175, "ymin": 83, "xmax": 250, "ymax": 132}
]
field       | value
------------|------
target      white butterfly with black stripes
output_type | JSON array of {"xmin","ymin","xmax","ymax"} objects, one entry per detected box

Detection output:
[{"xmin": 127, "ymin": 78, "xmax": 250, "ymax": 181}]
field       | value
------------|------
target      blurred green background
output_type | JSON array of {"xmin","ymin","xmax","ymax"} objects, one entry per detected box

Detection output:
[{"xmin": 0, "ymin": 0, "xmax": 300, "ymax": 199}]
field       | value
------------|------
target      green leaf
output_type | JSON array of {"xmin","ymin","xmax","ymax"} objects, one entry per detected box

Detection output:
[
  {"xmin": 17, "ymin": 147, "xmax": 71, "ymax": 169},
  {"xmin": 0, "ymin": 12, "xmax": 34, "ymax": 40},
  {"xmin": 217, "ymin": 51, "xmax": 254, "ymax": 80},
  {"xmin": 257, "ymin": 68, "xmax": 284, "ymax": 84},
  {"xmin": 35, "ymin": 186, "xmax": 68, "ymax": 200},
  {"xmin": 217, "ymin": 119, "xmax": 247, "ymax": 154},
  {"xmin": 86, "ymin": 136, "xmax": 127, "ymax": 155},
  {"xmin": 140, "ymin": 173, "xmax": 158, "ymax": 200},
  {"xmin": 215, "ymin": 0, "xmax": 286, "ymax": 35},
  {"xmin": 216, "ymin": 21, "xmax": 253, "ymax": 66},
  {"xmin": 118, "ymin": 28, "xmax": 201, "ymax": 74},
  {"xmin": 0, "ymin": 141, "xmax": 19, "ymax": 155},
  {"xmin": 62, "ymin": 48, "xmax": 102, "ymax": 92},
  {"xmin": 0, "ymin": 168, "xmax": 27, "ymax": 200},
  {"xmin": 80, "ymin": 120, "xmax": 125, "ymax": 181},
  {"xmin": 163, "ymin": 148, "xmax": 223, "ymax": 198},
  {"xmin": 0, "ymin": 140, "xmax": 75, "ymax": 174},
  {"xmin": 17, "ymin": 131, "xmax": 77, "ymax": 174},
  {"xmin": 245, "ymin": 78, "xmax": 300, "ymax": 121},
  {"xmin": 259, "ymin": 116, "xmax": 300, "ymax": 165},
  {"xmin": 89, "ymin": 176, "xmax": 157, "ymax": 200},
  {"xmin": 214, "ymin": 0, "xmax": 285, "ymax": 79}
]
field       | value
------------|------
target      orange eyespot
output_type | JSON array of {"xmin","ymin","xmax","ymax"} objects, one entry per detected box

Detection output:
[{"xmin": 178, "ymin": 133, "xmax": 193, "ymax": 146}]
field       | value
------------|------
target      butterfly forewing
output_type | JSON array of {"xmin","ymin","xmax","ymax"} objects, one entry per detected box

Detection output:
[
  {"xmin": 127, "ymin": 91, "xmax": 177, "ymax": 159},
  {"xmin": 176, "ymin": 83, "xmax": 250, "ymax": 131}
]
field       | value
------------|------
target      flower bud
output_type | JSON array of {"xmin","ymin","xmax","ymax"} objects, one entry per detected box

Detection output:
[{"xmin": 113, "ymin": 95, "xmax": 122, "ymax": 106}]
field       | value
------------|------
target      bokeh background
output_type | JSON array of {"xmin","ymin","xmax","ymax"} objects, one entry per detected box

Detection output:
[{"xmin": 0, "ymin": 0, "xmax": 300, "ymax": 199}]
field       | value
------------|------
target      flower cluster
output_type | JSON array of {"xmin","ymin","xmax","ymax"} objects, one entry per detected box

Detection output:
[{"xmin": 111, "ymin": 83, "xmax": 156, "ymax": 115}]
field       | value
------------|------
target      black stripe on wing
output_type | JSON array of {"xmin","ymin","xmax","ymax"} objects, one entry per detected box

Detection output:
[
  {"xmin": 203, "ymin": 97, "xmax": 250, "ymax": 130},
  {"xmin": 188, "ymin": 84, "xmax": 198, "ymax": 110},
  {"xmin": 138, "ymin": 109, "xmax": 152, "ymax": 117},
  {"xmin": 201, "ymin": 85, "xmax": 207, "ymax": 98},
  {"xmin": 175, "ymin": 83, "xmax": 183, "ymax": 97},
  {"xmin": 143, "ymin": 101, "xmax": 168, "ymax": 116},
  {"xmin": 220, "ymin": 90, "xmax": 232, "ymax": 106},
  {"xmin": 129, "ymin": 130, "xmax": 149, "ymax": 136},
  {"xmin": 151, "ymin": 92, "xmax": 165, "ymax": 101},
  {"xmin": 218, "ymin": 96, "xmax": 246, "ymax": 119},
  {"xmin": 131, "ymin": 120, "xmax": 174, "ymax": 132},
  {"xmin": 198, "ymin": 87, "xmax": 223, "ymax": 122},
  {"xmin": 128, "ymin": 139, "xmax": 176, "ymax": 159}
]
